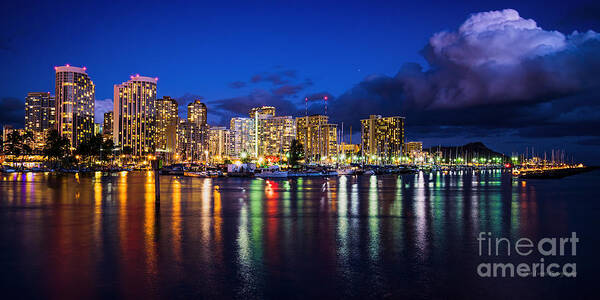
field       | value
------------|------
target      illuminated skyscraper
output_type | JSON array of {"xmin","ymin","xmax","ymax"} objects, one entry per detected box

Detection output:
[
  {"xmin": 113, "ymin": 75, "xmax": 157, "ymax": 156},
  {"xmin": 250, "ymin": 106, "xmax": 295, "ymax": 157},
  {"xmin": 24, "ymin": 92, "xmax": 55, "ymax": 150},
  {"xmin": 103, "ymin": 111, "xmax": 113, "ymax": 140},
  {"xmin": 296, "ymin": 115, "xmax": 338, "ymax": 162},
  {"xmin": 208, "ymin": 126, "xmax": 234, "ymax": 161},
  {"xmin": 176, "ymin": 100, "xmax": 208, "ymax": 162},
  {"xmin": 230, "ymin": 117, "xmax": 255, "ymax": 158},
  {"xmin": 249, "ymin": 106, "xmax": 275, "ymax": 119},
  {"xmin": 156, "ymin": 96, "xmax": 179, "ymax": 157},
  {"xmin": 54, "ymin": 65, "xmax": 95, "ymax": 148},
  {"xmin": 188, "ymin": 99, "xmax": 207, "ymax": 127},
  {"xmin": 360, "ymin": 115, "xmax": 405, "ymax": 161}
]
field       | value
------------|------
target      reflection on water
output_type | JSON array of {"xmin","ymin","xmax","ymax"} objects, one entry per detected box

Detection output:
[{"xmin": 0, "ymin": 170, "xmax": 598, "ymax": 298}]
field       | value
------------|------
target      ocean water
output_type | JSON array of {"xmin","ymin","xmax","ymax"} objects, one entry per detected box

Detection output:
[{"xmin": 0, "ymin": 170, "xmax": 598, "ymax": 299}]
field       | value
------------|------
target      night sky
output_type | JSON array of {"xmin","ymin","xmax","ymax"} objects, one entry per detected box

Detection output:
[{"xmin": 1, "ymin": 0, "xmax": 599, "ymax": 163}]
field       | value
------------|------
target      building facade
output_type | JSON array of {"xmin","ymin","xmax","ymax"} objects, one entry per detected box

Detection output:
[
  {"xmin": 103, "ymin": 111, "xmax": 113, "ymax": 140},
  {"xmin": 176, "ymin": 119, "xmax": 208, "ymax": 162},
  {"xmin": 405, "ymin": 141, "xmax": 423, "ymax": 156},
  {"xmin": 258, "ymin": 116, "xmax": 296, "ymax": 157},
  {"xmin": 208, "ymin": 126, "xmax": 234, "ymax": 161},
  {"xmin": 113, "ymin": 75, "xmax": 157, "ymax": 156},
  {"xmin": 188, "ymin": 100, "xmax": 207, "ymax": 127},
  {"xmin": 360, "ymin": 115, "xmax": 405, "ymax": 161},
  {"xmin": 248, "ymin": 106, "xmax": 296, "ymax": 157},
  {"xmin": 156, "ymin": 96, "xmax": 179, "ymax": 158},
  {"xmin": 230, "ymin": 117, "xmax": 255, "ymax": 158},
  {"xmin": 249, "ymin": 106, "xmax": 275, "ymax": 119},
  {"xmin": 25, "ymin": 92, "xmax": 55, "ymax": 150},
  {"xmin": 296, "ymin": 115, "xmax": 338, "ymax": 162},
  {"xmin": 55, "ymin": 65, "xmax": 95, "ymax": 149}
]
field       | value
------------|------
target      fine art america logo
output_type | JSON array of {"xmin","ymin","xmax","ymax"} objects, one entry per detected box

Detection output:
[{"xmin": 477, "ymin": 232, "xmax": 578, "ymax": 278}]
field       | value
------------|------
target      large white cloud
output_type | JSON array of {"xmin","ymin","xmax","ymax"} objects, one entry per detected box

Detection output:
[{"xmin": 429, "ymin": 9, "xmax": 568, "ymax": 67}]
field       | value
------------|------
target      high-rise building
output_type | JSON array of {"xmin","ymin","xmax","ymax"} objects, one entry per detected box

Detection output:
[
  {"xmin": 55, "ymin": 65, "xmax": 95, "ymax": 149},
  {"xmin": 208, "ymin": 126, "xmax": 234, "ymax": 161},
  {"xmin": 176, "ymin": 119, "xmax": 207, "ymax": 162},
  {"xmin": 24, "ymin": 92, "xmax": 55, "ymax": 150},
  {"xmin": 94, "ymin": 123, "xmax": 101, "ymax": 135},
  {"xmin": 188, "ymin": 99, "xmax": 207, "ymax": 127},
  {"xmin": 156, "ymin": 96, "xmax": 179, "ymax": 157},
  {"xmin": 230, "ymin": 117, "xmax": 255, "ymax": 158},
  {"xmin": 360, "ymin": 115, "xmax": 405, "ymax": 161},
  {"xmin": 103, "ymin": 111, "xmax": 113, "ymax": 140},
  {"xmin": 258, "ymin": 116, "xmax": 296, "ymax": 156},
  {"xmin": 296, "ymin": 115, "xmax": 338, "ymax": 162},
  {"xmin": 249, "ymin": 106, "xmax": 295, "ymax": 157},
  {"xmin": 249, "ymin": 106, "xmax": 275, "ymax": 119},
  {"xmin": 113, "ymin": 75, "xmax": 157, "ymax": 156}
]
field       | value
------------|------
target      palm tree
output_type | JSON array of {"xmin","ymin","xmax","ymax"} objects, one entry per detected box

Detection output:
[
  {"xmin": 43, "ymin": 129, "xmax": 71, "ymax": 169},
  {"xmin": 289, "ymin": 139, "xmax": 305, "ymax": 169},
  {"xmin": 5, "ymin": 131, "xmax": 33, "ymax": 170}
]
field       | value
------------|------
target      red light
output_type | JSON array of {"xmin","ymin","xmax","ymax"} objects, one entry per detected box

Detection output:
[
  {"xmin": 66, "ymin": 64, "xmax": 70, "ymax": 67},
  {"xmin": 324, "ymin": 96, "xmax": 328, "ymax": 100},
  {"xmin": 505, "ymin": 163, "xmax": 511, "ymax": 168}
]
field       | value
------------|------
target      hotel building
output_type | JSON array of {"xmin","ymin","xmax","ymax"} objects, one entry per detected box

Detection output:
[
  {"xmin": 296, "ymin": 115, "xmax": 338, "ymax": 162},
  {"xmin": 230, "ymin": 117, "xmax": 255, "ymax": 158},
  {"xmin": 360, "ymin": 115, "xmax": 405, "ymax": 161},
  {"xmin": 156, "ymin": 96, "xmax": 179, "ymax": 158},
  {"xmin": 188, "ymin": 99, "xmax": 207, "ymax": 127},
  {"xmin": 55, "ymin": 65, "xmax": 95, "ymax": 148},
  {"xmin": 208, "ymin": 126, "xmax": 234, "ymax": 161},
  {"xmin": 24, "ymin": 92, "xmax": 55, "ymax": 150},
  {"xmin": 176, "ymin": 100, "xmax": 209, "ymax": 162},
  {"xmin": 113, "ymin": 75, "xmax": 157, "ymax": 156},
  {"xmin": 103, "ymin": 111, "xmax": 113, "ymax": 140}
]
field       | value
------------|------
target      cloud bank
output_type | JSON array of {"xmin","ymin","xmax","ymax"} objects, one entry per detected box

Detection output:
[{"xmin": 327, "ymin": 9, "xmax": 600, "ymax": 139}]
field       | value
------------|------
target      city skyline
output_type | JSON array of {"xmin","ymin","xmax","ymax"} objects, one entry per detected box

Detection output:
[{"xmin": 1, "ymin": 3, "xmax": 599, "ymax": 163}]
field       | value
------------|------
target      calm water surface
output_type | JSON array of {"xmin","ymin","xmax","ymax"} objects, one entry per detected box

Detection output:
[{"xmin": 1, "ymin": 170, "xmax": 599, "ymax": 299}]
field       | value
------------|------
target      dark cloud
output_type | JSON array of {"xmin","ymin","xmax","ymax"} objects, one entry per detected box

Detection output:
[
  {"xmin": 281, "ymin": 69, "xmax": 297, "ymax": 78},
  {"xmin": 214, "ymin": 89, "xmax": 298, "ymax": 115},
  {"xmin": 175, "ymin": 93, "xmax": 203, "ymax": 118},
  {"xmin": 250, "ymin": 74, "xmax": 262, "ymax": 83},
  {"xmin": 272, "ymin": 84, "xmax": 304, "ymax": 96},
  {"xmin": 304, "ymin": 92, "xmax": 332, "ymax": 102},
  {"xmin": 0, "ymin": 97, "xmax": 24, "ymax": 127},
  {"xmin": 325, "ymin": 9, "xmax": 600, "ymax": 143},
  {"xmin": 229, "ymin": 81, "xmax": 246, "ymax": 89},
  {"xmin": 249, "ymin": 69, "xmax": 299, "ymax": 86},
  {"xmin": 210, "ymin": 89, "xmax": 301, "ymax": 125}
]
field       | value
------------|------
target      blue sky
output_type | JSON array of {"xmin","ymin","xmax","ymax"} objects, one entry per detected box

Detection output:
[{"xmin": 1, "ymin": 0, "xmax": 599, "ymax": 162}]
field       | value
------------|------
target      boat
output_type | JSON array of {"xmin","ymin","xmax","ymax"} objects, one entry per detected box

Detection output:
[
  {"xmin": 184, "ymin": 171, "xmax": 208, "ymax": 178},
  {"xmin": 336, "ymin": 168, "xmax": 355, "ymax": 175},
  {"xmin": 255, "ymin": 171, "xmax": 289, "ymax": 178}
]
